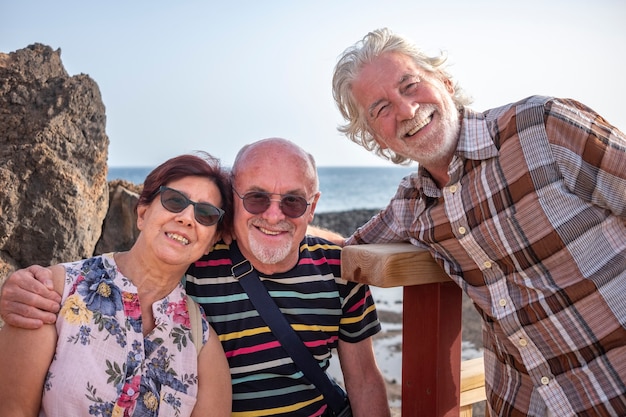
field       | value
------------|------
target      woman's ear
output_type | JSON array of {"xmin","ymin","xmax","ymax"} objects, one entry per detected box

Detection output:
[
  {"xmin": 204, "ymin": 233, "xmax": 220, "ymax": 255},
  {"xmin": 136, "ymin": 205, "xmax": 147, "ymax": 231}
]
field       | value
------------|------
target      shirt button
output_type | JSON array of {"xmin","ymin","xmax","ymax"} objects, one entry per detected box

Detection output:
[
  {"xmin": 483, "ymin": 261, "xmax": 492, "ymax": 268},
  {"xmin": 499, "ymin": 299, "xmax": 507, "ymax": 307},
  {"xmin": 449, "ymin": 185, "xmax": 458, "ymax": 193},
  {"xmin": 519, "ymin": 339, "xmax": 528, "ymax": 347},
  {"xmin": 541, "ymin": 376, "xmax": 550, "ymax": 385},
  {"xmin": 458, "ymin": 226, "xmax": 467, "ymax": 235}
]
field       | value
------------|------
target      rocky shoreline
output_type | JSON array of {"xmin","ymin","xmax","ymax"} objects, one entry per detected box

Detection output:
[{"xmin": 311, "ymin": 209, "xmax": 380, "ymax": 239}]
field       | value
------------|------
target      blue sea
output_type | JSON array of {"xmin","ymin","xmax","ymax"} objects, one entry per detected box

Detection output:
[{"xmin": 108, "ymin": 166, "xmax": 417, "ymax": 213}]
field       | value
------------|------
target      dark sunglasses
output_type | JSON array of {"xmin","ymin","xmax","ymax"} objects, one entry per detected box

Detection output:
[
  {"xmin": 233, "ymin": 188, "xmax": 311, "ymax": 218},
  {"xmin": 158, "ymin": 186, "xmax": 224, "ymax": 226}
]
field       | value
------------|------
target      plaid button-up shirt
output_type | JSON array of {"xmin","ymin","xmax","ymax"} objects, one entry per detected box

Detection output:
[{"xmin": 347, "ymin": 96, "xmax": 626, "ymax": 416}]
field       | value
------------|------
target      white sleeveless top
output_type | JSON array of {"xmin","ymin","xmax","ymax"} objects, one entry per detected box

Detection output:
[{"xmin": 40, "ymin": 253, "xmax": 209, "ymax": 417}]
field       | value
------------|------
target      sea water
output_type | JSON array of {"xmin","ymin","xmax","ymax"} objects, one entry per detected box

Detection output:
[{"xmin": 108, "ymin": 166, "xmax": 416, "ymax": 213}]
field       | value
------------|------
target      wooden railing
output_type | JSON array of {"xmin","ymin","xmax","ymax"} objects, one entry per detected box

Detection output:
[
  {"xmin": 460, "ymin": 357, "xmax": 487, "ymax": 417},
  {"xmin": 341, "ymin": 243, "xmax": 487, "ymax": 417}
]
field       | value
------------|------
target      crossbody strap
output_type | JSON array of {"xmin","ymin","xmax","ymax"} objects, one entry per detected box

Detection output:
[{"xmin": 230, "ymin": 242, "xmax": 347, "ymax": 413}]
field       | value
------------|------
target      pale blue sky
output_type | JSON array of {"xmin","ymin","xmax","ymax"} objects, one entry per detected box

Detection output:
[{"xmin": 2, "ymin": 0, "xmax": 624, "ymax": 168}]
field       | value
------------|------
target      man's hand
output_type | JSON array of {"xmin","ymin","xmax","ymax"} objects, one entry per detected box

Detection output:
[{"xmin": 0, "ymin": 265, "xmax": 61, "ymax": 329}]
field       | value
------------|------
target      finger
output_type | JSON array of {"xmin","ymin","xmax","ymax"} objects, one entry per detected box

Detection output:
[
  {"xmin": 16, "ymin": 274, "xmax": 61, "ymax": 304},
  {"xmin": 3, "ymin": 300, "xmax": 58, "ymax": 326},
  {"xmin": 25, "ymin": 265, "xmax": 58, "ymax": 295},
  {"xmin": 224, "ymin": 233, "xmax": 238, "ymax": 245},
  {"xmin": 2, "ymin": 281, "xmax": 61, "ymax": 314},
  {"xmin": 15, "ymin": 286, "xmax": 61, "ymax": 313},
  {"xmin": 2, "ymin": 312, "xmax": 46, "ymax": 329}
]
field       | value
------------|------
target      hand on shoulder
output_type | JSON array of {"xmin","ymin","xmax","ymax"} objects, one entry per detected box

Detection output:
[{"xmin": 0, "ymin": 264, "xmax": 62, "ymax": 329}]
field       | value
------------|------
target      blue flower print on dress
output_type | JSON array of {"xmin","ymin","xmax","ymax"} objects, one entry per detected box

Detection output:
[
  {"xmin": 77, "ymin": 257, "xmax": 124, "ymax": 316},
  {"xmin": 62, "ymin": 256, "xmax": 128, "ymax": 347}
]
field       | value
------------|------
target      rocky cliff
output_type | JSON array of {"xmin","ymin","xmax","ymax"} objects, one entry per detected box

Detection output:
[{"xmin": 0, "ymin": 44, "xmax": 109, "ymax": 278}]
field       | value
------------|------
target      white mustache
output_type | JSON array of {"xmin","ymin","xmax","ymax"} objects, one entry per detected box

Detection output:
[
  {"xmin": 251, "ymin": 220, "xmax": 293, "ymax": 233},
  {"xmin": 398, "ymin": 105, "xmax": 436, "ymax": 139}
]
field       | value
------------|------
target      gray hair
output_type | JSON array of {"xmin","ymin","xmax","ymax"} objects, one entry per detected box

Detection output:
[{"xmin": 332, "ymin": 27, "xmax": 473, "ymax": 164}]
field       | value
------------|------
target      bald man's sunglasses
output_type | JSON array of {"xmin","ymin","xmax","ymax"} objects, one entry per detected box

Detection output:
[{"xmin": 233, "ymin": 188, "xmax": 311, "ymax": 218}]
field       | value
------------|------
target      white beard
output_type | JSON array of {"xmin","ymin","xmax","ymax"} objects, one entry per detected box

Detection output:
[
  {"xmin": 418, "ymin": 121, "xmax": 459, "ymax": 167},
  {"xmin": 399, "ymin": 103, "xmax": 460, "ymax": 167},
  {"xmin": 248, "ymin": 234, "xmax": 293, "ymax": 265}
]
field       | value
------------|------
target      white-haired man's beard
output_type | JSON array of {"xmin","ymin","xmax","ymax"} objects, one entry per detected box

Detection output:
[{"xmin": 396, "ymin": 103, "xmax": 460, "ymax": 167}]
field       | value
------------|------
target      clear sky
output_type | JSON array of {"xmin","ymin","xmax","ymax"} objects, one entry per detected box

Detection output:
[{"xmin": 2, "ymin": 0, "xmax": 624, "ymax": 168}]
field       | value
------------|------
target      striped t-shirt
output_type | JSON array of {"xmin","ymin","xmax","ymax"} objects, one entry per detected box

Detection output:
[{"xmin": 185, "ymin": 236, "xmax": 381, "ymax": 417}]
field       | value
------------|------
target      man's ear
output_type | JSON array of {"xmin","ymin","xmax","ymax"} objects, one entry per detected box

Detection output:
[
  {"xmin": 443, "ymin": 77, "xmax": 455, "ymax": 94},
  {"xmin": 307, "ymin": 191, "xmax": 322, "ymax": 221}
]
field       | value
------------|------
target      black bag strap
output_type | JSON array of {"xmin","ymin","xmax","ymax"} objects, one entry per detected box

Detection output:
[{"xmin": 230, "ymin": 242, "xmax": 347, "ymax": 413}]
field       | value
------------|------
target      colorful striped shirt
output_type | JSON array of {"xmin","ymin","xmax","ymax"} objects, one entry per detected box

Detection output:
[
  {"xmin": 347, "ymin": 96, "xmax": 626, "ymax": 416},
  {"xmin": 185, "ymin": 236, "xmax": 381, "ymax": 417}
]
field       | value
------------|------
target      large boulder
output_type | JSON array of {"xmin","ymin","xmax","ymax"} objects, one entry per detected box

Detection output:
[
  {"xmin": 94, "ymin": 180, "xmax": 141, "ymax": 255},
  {"xmin": 0, "ymin": 44, "xmax": 109, "ymax": 278}
]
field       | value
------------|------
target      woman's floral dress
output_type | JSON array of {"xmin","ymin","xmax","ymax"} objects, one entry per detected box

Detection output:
[{"xmin": 40, "ymin": 253, "xmax": 210, "ymax": 417}]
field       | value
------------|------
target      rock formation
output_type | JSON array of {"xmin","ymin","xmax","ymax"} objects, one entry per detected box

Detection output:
[
  {"xmin": 0, "ymin": 44, "xmax": 109, "ymax": 279},
  {"xmin": 94, "ymin": 180, "xmax": 141, "ymax": 255}
]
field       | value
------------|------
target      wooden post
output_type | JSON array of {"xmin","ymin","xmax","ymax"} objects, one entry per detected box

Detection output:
[
  {"xmin": 341, "ymin": 244, "xmax": 463, "ymax": 417},
  {"xmin": 402, "ymin": 283, "xmax": 462, "ymax": 416}
]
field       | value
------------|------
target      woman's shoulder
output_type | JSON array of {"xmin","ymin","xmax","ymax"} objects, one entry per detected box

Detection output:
[{"xmin": 49, "ymin": 264, "xmax": 66, "ymax": 295}]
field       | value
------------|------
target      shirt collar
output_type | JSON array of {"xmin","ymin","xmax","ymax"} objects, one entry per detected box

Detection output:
[
  {"xmin": 456, "ymin": 107, "xmax": 499, "ymax": 160},
  {"xmin": 415, "ymin": 107, "xmax": 499, "ymax": 197}
]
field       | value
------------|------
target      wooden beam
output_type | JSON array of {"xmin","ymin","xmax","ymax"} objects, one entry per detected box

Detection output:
[
  {"xmin": 460, "ymin": 357, "xmax": 486, "ymax": 405},
  {"xmin": 341, "ymin": 243, "xmax": 450, "ymax": 287}
]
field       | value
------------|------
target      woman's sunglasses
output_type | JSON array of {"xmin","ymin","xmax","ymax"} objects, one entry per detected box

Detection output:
[
  {"xmin": 233, "ymin": 188, "xmax": 311, "ymax": 218},
  {"xmin": 158, "ymin": 186, "xmax": 224, "ymax": 226}
]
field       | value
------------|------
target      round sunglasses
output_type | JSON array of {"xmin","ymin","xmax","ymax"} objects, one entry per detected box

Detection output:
[
  {"xmin": 158, "ymin": 186, "xmax": 224, "ymax": 226},
  {"xmin": 233, "ymin": 188, "xmax": 312, "ymax": 218}
]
